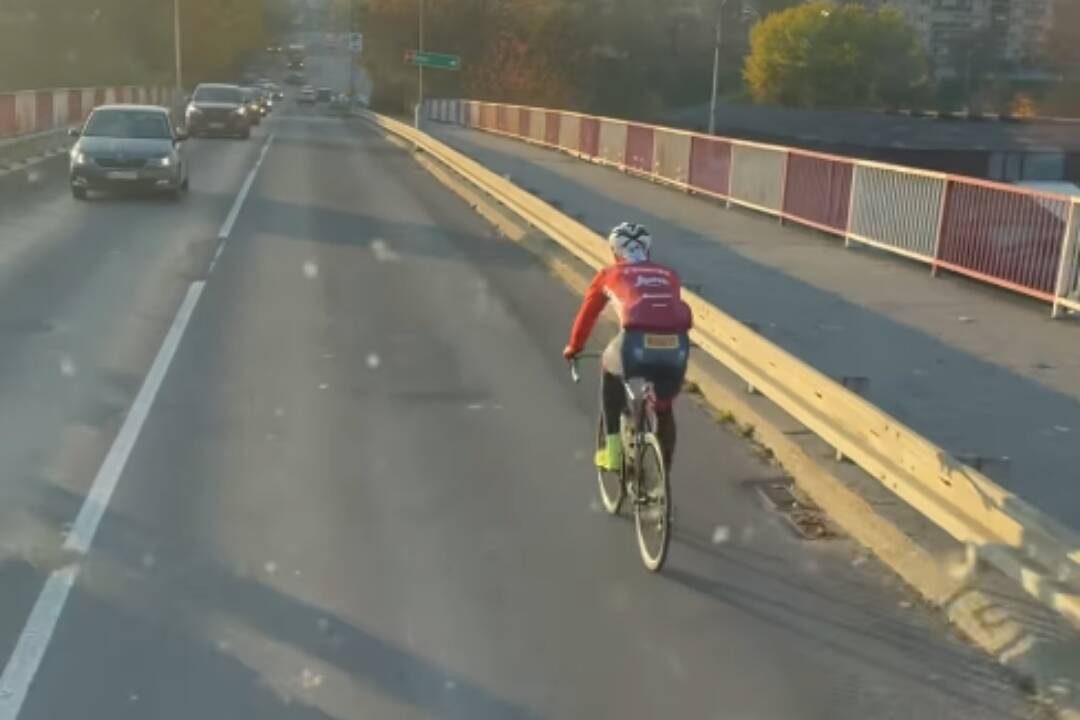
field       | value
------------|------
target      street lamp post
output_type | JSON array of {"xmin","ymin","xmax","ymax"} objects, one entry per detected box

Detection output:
[
  {"xmin": 174, "ymin": 0, "xmax": 183, "ymax": 97},
  {"xmin": 708, "ymin": 0, "xmax": 729, "ymax": 135},
  {"xmin": 415, "ymin": 0, "xmax": 425, "ymax": 128}
]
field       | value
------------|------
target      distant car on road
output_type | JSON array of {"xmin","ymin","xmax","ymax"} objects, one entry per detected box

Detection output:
[
  {"xmin": 298, "ymin": 86, "xmax": 317, "ymax": 105},
  {"xmin": 241, "ymin": 88, "xmax": 264, "ymax": 125},
  {"xmin": 185, "ymin": 83, "xmax": 251, "ymax": 139},
  {"xmin": 259, "ymin": 80, "xmax": 284, "ymax": 100},
  {"xmin": 285, "ymin": 71, "xmax": 305, "ymax": 86},
  {"xmin": 68, "ymin": 105, "xmax": 189, "ymax": 200},
  {"xmin": 253, "ymin": 87, "xmax": 274, "ymax": 115},
  {"xmin": 316, "ymin": 87, "xmax": 334, "ymax": 103}
]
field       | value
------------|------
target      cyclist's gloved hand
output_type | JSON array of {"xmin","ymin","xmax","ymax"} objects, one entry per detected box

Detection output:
[{"xmin": 562, "ymin": 344, "xmax": 580, "ymax": 361}]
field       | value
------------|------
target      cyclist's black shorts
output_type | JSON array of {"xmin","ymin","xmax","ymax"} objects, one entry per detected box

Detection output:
[{"xmin": 602, "ymin": 330, "xmax": 690, "ymax": 401}]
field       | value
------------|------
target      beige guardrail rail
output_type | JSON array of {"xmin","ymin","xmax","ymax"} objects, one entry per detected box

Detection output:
[{"xmin": 363, "ymin": 110, "xmax": 1080, "ymax": 628}]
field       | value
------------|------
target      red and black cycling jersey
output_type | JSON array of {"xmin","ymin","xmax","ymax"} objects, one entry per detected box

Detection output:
[{"xmin": 568, "ymin": 260, "xmax": 693, "ymax": 352}]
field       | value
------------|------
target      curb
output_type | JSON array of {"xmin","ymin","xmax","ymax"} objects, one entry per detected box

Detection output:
[{"xmin": 379, "ymin": 127, "xmax": 1080, "ymax": 719}]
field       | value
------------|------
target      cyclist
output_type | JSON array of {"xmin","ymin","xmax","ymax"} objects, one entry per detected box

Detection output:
[{"xmin": 563, "ymin": 222, "xmax": 692, "ymax": 473}]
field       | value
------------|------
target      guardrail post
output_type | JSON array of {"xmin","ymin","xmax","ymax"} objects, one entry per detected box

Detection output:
[
  {"xmin": 930, "ymin": 178, "xmax": 950, "ymax": 277},
  {"xmin": 1052, "ymin": 200, "xmax": 1079, "ymax": 319}
]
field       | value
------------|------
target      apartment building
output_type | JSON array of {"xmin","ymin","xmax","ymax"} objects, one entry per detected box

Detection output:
[{"xmin": 884, "ymin": 0, "xmax": 1053, "ymax": 72}]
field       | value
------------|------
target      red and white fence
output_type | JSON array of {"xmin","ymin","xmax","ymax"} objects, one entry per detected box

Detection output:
[
  {"xmin": 425, "ymin": 99, "xmax": 1080, "ymax": 318},
  {"xmin": 0, "ymin": 86, "xmax": 175, "ymax": 140}
]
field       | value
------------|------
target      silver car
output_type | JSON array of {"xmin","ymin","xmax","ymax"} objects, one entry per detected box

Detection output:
[{"xmin": 69, "ymin": 105, "xmax": 189, "ymax": 200}]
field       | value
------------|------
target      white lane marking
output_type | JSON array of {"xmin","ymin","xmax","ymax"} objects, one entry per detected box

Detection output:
[
  {"xmin": 370, "ymin": 238, "xmax": 401, "ymax": 263},
  {"xmin": 0, "ymin": 130, "xmax": 272, "ymax": 718},
  {"xmin": 217, "ymin": 133, "xmax": 275, "ymax": 241},
  {"xmin": 63, "ymin": 281, "xmax": 204, "ymax": 554},
  {"xmin": 207, "ymin": 241, "xmax": 226, "ymax": 273},
  {"xmin": 0, "ymin": 567, "xmax": 77, "ymax": 716},
  {"xmin": 0, "ymin": 281, "xmax": 205, "ymax": 717}
]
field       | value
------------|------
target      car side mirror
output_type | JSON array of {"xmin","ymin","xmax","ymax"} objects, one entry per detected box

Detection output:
[{"xmin": 67, "ymin": 127, "xmax": 80, "ymax": 138}]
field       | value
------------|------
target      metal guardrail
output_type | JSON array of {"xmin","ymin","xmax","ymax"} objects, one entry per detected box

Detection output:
[
  {"xmin": 438, "ymin": 99, "xmax": 1080, "ymax": 319},
  {"xmin": 0, "ymin": 85, "xmax": 179, "ymax": 170},
  {"xmin": 1, "ymin": 85, "xmax": 174, "ymax": 140},
  {"xmin": 0, "ymin": 127, "xmax": 71, "ymax": 168},
  {"xmin": 398, "ymin": 105, "xmax": 1080, "ymax": 628}
]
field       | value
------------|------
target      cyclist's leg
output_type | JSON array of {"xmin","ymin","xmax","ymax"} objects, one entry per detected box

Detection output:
[
  {"xmin": 596, "ymin": 333, "xmax": 627, "ymax": 470},
  {"xmin": 644, "ymin": 334, "xmax": 690, "ymax": 472}
]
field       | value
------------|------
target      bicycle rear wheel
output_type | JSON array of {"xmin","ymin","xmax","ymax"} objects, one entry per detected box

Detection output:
[
  {"xmin": 634, "ymin": 433, "xmax": 671, "ymax": 571},
  {"xmin": 596, "ymin": 412, "xmax": 624, "ymax": 514}
]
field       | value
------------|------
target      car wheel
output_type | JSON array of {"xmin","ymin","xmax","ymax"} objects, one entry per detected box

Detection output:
[{"xmin": 71, "ymin": 186, "xmax": 88, "ymax": 200}]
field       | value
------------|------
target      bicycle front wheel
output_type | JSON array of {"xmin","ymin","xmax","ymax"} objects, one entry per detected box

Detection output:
[{"xmin": 634, "ymin": 433, "xmax": 671, "ymax": 571}]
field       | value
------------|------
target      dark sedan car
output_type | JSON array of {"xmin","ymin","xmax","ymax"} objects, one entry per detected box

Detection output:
[
  {"xmin": 185, "ymin": 84, "xmax": 251, "ymax": 139},
  {"xmin": 68, "ymin": 105, "xmax": 189, "ymax": 200}
]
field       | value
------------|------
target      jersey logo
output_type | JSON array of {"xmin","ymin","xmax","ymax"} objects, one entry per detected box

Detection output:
[{"xmin": 635, "ymin": 275, "xmax": 670, "ymax": 288}]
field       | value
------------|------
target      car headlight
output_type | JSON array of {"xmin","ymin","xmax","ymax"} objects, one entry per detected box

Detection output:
[
  {"xmin": 236, "ymin": 106, "xmax": 247, "ymax": 116},
  {"xmin": 147, "ymin": 155, "xmax": 174, "ymax": 168},
  {"xmin": 186, "ymin": 106, "xmax": 202, "ymax": 116},
  {"xmin": 71, "ymin": 150, "xmax": 88, "ymax": 166}
]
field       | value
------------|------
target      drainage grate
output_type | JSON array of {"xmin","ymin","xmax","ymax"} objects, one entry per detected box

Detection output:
[{"xmin": 749, "ymin": 479, "xmax": 838, "ymax": 541}]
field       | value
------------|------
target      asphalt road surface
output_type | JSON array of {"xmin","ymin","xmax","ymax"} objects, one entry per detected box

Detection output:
[{"xmin": 0, "ymin": 97, "xmax": 1044, "ymax": 719}]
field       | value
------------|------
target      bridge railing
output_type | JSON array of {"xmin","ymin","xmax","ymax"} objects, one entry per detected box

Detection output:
[{"xmin": 426, "ymin": 99, "xmax": 1080, "ymax": 318}]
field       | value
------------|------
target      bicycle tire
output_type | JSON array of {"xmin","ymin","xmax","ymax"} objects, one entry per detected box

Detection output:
[
  {"xmin": 596, "ymin": 412, "xmax": 624, "ymax": 514},
  {"xmin": 634, "ymin": 433, "xmax": 671, "ymax": 571}
]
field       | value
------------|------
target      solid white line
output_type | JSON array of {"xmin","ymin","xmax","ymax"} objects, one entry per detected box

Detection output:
[
  {"xmin": 217, "ymin": 133, "xmax": 275, "ymax": 241},
  {"xmin": 0, "ymin": 280, "xmax": 203, "ymax": 718},
  {"xmin": 0, "ymin": 568, "xmax": 77, "ymax": 720},
  {"xmin": 63, "ymin": 281, "xmax": 205, "ymax": 555},
  {"xmin": 0, "ymin": 130, "xmax": 273, "ymax": 719}
]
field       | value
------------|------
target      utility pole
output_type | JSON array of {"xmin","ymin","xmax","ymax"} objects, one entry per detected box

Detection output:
[
  {"xmin": 349, "ymin": 0, "xmax": 356, "ymax": 101},
  {"xmin": 416, "ymin": 0, "xmax": 425, "ymax": 127},
  {"xmin": 174, "ymin": 0, "xmax": 183, "ymax": 98},
  {"xmin": 708, "ymin": 0, "xmax": 728, "ymax": 135}
]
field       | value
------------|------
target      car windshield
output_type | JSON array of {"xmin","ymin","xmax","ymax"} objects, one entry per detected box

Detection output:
[
  {"xmin": 83, "ymin": 110, "xmax": 170, "ymax": 139},
  {"xmin": 192, "ymin": 86, "xmax": 242, "ymax": 103}
]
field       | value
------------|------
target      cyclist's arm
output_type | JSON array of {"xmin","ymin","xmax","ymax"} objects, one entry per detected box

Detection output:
[{"xmin": 567, "ymin": 269, "xmax": 610, "ymax": 352}]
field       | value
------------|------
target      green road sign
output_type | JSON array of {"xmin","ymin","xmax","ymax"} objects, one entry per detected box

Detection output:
[{"xmin": 405, "ymin": 50, "xmax": 461, "ymax": 70}]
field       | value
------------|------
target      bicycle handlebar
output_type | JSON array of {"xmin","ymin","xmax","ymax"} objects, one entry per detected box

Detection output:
[{"xmin": 567, "ymin": 351, "xmax": 602, "ymax": 384}]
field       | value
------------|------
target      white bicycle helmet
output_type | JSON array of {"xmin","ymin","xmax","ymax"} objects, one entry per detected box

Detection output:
[{"xmin": 608, "ymin": 222, "xmax": 652, "ymax": 263}]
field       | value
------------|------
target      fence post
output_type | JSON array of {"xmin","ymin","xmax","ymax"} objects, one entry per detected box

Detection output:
[
  {"xmin": 844, "ymin": 163, "xmax": 861, "ymax": 248},
  {"xmin": 778, "ymin": 150, "xmax": 790, "ymax": 225},
  {"xmin": 1052, "ymin": 201, "xmax": 1079, "ymax": 319},
  {"xmin": 930, "ymin": 178, "xmax": 950, "ymax": 277},
  {"xmin": 725, "ymin": 142, "xmax": 736, "ymax": 209}
]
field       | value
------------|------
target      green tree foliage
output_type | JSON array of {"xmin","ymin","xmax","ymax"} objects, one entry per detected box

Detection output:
[
  {"xmin": 355, "ymin": 0, "xmax": 716, "ymax": 118},
  {"xmin": 0, "ymin": 0, "xmax": 265, "ymax": 92},
  {"xmin": 743, "ymin": 2, "xmax": 928, "ymax": 108},
  {"xmin": 1035, "ymin": 0, "xmax": 1080, "ymax": 116}
]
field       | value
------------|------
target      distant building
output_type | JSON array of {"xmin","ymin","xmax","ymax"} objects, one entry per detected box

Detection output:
[{"xmin": 883, "ymin": 0, "xmax": 1053, "ymax": 75}]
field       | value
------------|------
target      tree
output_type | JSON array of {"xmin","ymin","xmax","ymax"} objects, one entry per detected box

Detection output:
[
  {"xmin": 356, "ymin": 0, "xmax": 718, "ymax": 118},
  {"xmin": 0, "ymin": 0, "xmax": 266, "ymax": 92},
  {"xmin": 743, "ymin": 2, "xmax": 928, "ymax": 109}
]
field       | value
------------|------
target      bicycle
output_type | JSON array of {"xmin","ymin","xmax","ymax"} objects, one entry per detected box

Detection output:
[{"xmin": 569, "ymin": 352, "xmax": 672, "ymax": 571}]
